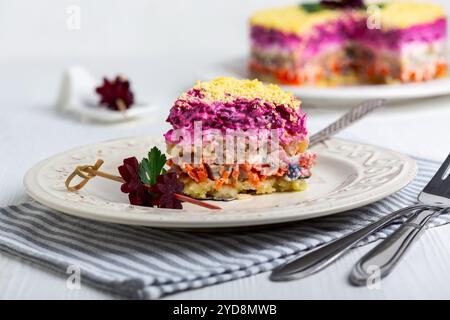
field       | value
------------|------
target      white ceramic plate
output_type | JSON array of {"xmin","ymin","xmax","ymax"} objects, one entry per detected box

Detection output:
[
  {"xmin": 281, "ymin": 78, "xmax": 450, "ymax": 105},
  {"xmin": 23, "ymin": 136, "xmax": 417, "ymax": 229},
  {"xmin": 201, "ymin": 57, "xmax": 450, "ymax": 105},
  {"xmin": 72, "ymin": 102, "xmax": 156, "ymax": 123}
]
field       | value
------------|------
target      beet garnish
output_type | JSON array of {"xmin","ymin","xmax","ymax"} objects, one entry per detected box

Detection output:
[
  {"xmin": 65, "ymin": 147, "xmax": 222, "ymax": 211},
  {"xmin": 301, "ymin": 0, "xmax": 366, "ymax": 13},
  {"xmin": 154, "ymin": 173, "xmax": 184, "ymax": 209},
  {"xmin": 320, "ymin": 0, "xmax": 365, "ymax": 9},
  {"xmin": 118, "ymin": 157, "xmax": 154, "ymax": 207},
  {"xmin": 95, "ymin": 75, "xmax": 134, "ymax": 111}
]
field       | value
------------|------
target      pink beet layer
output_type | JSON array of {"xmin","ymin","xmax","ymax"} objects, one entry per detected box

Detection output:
[
  {"xmin": 164, "ymin": 94, "xmax": 308, "ymax": 146},
  {"xmin": 251, "ymin": 17, "xmax": 447, "ymax": 56}
]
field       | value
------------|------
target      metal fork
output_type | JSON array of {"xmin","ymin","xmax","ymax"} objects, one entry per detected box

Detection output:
[
  {"xmin": 350, "ymin": 153, "xmax": 450, "ymax": 285},
  {"xmin": 270, "ymin": 154, "xmax": 450, "ymax": 282},
  {"xmin": 308, "ymin": 99, "xmax": 385, "ymax": 147}
]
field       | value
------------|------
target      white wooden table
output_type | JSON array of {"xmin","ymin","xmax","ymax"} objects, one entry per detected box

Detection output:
[{"xmin": 1, "ymin": 56, "xmax": 450, "ymax": 299}]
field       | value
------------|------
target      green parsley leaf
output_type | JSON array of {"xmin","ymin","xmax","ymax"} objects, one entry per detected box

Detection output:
[
  {"xmin": 300, "ymin": 2, "xmax": 325, "ymax": 13},
  {"xmin": 138, "ymin": 146, "xmax": 167, "ymax": 186}
]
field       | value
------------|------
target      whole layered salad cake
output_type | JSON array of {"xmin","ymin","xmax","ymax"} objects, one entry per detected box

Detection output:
[
  {"xmin": 164, "ymin": 77, "xmax": 316, "ymax": 200},
  {"xmin": 249, "ymin": 0, "xmax": 448, "ymax": 86}
]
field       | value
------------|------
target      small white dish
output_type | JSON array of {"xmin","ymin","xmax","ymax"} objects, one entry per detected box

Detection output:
[
  {"xmin": 201, "ymin": 57, "xmax": 450, "ymax": 106},
  {"xmin": 55, "ymin": 66, "xmax": 155, "ymax": 122},
  {"xmin": 23, "ymin": 135, "xmax": 417, "ymax": 230}
]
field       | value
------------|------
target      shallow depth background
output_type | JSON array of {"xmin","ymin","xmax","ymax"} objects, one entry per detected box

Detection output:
[
  {"xmin": 1, "ymin": 0, "xmax": 450, "ymax": 300},
  {"xmin": 0, "ymin": 0, "xmax": 449, "ymax": 206},
  {"xmin": 0, "ymin": 0, "xmax": 295, "ymax": 61},
  {"xmin": 1, "ymin": 0, "xmax": 448, "ymax": 61}
]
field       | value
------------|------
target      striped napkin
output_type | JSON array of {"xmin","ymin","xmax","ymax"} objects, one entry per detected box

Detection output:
[{"xmin": 1, "ymin": 158, "xmax": 449, "ymax": 299}]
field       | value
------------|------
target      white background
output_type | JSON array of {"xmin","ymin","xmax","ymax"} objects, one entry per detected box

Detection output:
[
  {"xmin": 0, "ymin": 0, "xmax": 296, "ymax": 60},
  {"xmin": 0, "ymin": 0, "xmax": 446, "ymax": 60},
  {"xmin": 1, "ymin": 0, "xmax": 450, "ymax": 299}
]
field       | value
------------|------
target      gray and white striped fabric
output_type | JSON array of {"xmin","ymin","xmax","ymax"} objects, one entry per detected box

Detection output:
[{"xmin": 0, "ymin": 158, "xmax": 449, "ymax": 299}]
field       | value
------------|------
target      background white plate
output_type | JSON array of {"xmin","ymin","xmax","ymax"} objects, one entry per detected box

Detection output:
[
  {"xmin": 282, "ymin": 77, "xmax": 450, "ymax": 105},
  {"xmin": 23, "ymin": 136, "xmax": 417, "ymax": 229},
  {"xmin": 202, "ymin": 57, "xmax": 450, "ymax": 106},
  {"xmin": 56, "ymin": 66, "xmax": 156, "ymax": 123}
]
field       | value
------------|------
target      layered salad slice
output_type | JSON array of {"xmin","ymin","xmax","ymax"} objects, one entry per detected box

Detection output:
[
  {"xmin": 164, "ymin": 77, "xmax": 315, "ymax": 200},
  {"xmin": 249, "ymin": 1, "xmax": 448, "ymax": 86}
]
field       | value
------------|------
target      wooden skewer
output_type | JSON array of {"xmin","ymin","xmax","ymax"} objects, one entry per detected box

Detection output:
[
  {"xmin": 174, "ymin": 193, "xmax": 222, "ymax": 210},
  {"xmin": 65, "ymin": 160, "xmax": 222, "ymax": 210},
  {"xmin": 116, "ymin": 99, "xmax": 128, "ymax": 118},
  {"xmin": 140, "ymin": 184, "xmax": 221, "ymax": 210}
]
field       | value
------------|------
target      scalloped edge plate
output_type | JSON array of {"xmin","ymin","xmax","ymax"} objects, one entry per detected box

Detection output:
[{"xmin": 24, "ymin": 135, "xmax": 417, "ymax": 229}]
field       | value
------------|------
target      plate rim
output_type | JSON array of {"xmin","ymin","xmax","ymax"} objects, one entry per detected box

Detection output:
[
  {"xmin": 23, "ymin": 136, "xmax": 418, "ymax": 229},
  {"xmin": 281, "ymin": 77, "xmax": 450, "ymax": 101}
]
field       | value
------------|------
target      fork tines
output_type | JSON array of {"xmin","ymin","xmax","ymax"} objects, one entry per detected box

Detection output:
[{"xmin": 423, "ymin": 153, "xmax": 450, "ymax": 198}]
